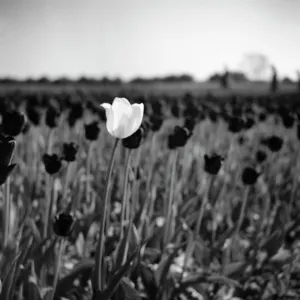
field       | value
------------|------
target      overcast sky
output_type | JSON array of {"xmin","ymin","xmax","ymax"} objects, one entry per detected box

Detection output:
[{"xmin": 0, "ymin": 0, "xmax": 299, "ymax": 80}]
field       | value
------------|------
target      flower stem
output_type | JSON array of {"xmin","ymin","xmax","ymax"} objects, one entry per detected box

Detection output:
[
  {"xmin": 92, "ymin": 138, "xmax": 120, "ymax": 293},
  {"xmin": 194, "ymin": 174, "xmax": 213, "ymax": 239},
  {"xmin": 43, "ymin": 175, "xmax": 53, "ymax": 239},
  {"xmin": 50, "ymin": 237, "xmax": 66, "ymax": 300},
  {"xmin": 120, "ymin": 149, "xmax": 132, "ymax": 240},
  {"xmin": 3, "ymin": 177, "xmax": 11, "ymax": 248},
  {"xmin": 85, "ymin": 142, "xmax": 94, "ymax": 206},
  {"xmin": 163, "ymin": 149, "xmax": 179, "ymax": 247}
]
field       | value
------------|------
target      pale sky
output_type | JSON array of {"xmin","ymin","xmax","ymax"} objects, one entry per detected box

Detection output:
[{"xmin": 0, "ymin": 0, "xmax": 299, "ymax": 80}]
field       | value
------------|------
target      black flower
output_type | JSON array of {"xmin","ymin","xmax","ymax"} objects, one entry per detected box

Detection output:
[
  {"xmin": 62, "ymin": 142, "xmax": 78, "ymax": 162},
  {"xmin": 43, "ymin": 154, "xmax": 62, "ymax": 175},
  {"xmin": 122, "ymin": 126, "xmax": 144, "ymax": 149},
  {"xmin": 242, "ymin": 167, "xmax": 260, "ymax": 185},
  {"xmin": 84, "ymin": 121, "xmax": 101, "ymax": 141},
  {"xmin": 168, "ymin": 126, "xmax": 192, "ymax": 149},
  {"xmin": 262, "ymin": 136, "xmax": 283, "ymax": 152},
  {"xmin": 256, "ymin": 150, "xmax": 267, "ymax": 164},
  {"xmin": 53, "ymin": 212, "xmax": 75, "ymax": 237},
  {"xmin": 204, "ymin": 154, "xmax": 224, "ymax": 175},
  {"xmin": 1, "ymin": 111, "xmax": 26, "ymax": 136},
  {"xmin": 45, "ymin": 105, "xmax": 60, "ymax": 128}
]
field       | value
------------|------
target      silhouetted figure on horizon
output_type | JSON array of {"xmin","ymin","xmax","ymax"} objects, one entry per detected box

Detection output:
[
  {"xmin": 220, "ymin": 67, "xmax": 229, "ymax": 89},
  {"xmin": 270, "ymin": 65, "xmax": 278, "ymax": 93}
]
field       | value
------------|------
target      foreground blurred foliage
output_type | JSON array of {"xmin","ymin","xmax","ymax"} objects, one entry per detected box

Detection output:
[{"xmin": 0, "ymin": 88, "xmax": 300, "ymax": 300}]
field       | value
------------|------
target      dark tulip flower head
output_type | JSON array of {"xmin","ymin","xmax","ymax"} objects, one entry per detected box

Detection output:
[
  {"xmin": 45, "ymin": 105, "xmax": 60, "ymax": 128},
  {"xmin": 1, "ymin": 111, "xmax": 26, "ymax": 136},
  {"xmin": 168, "ymin": 126, "xmax": 192, "ymax": 149},
  {"xmin": 184, "ymin": 117, "xmax": 196, "ymax": 132},
  {"xmin": 149, "ymin": 115, "xmax": 164, "ymax": 132},
  {"xmin": 242, "ymin": 167, "xmax": 260, "ymax": 185},
  {"xmin": 53, "ymin": 212, "xmax": 75, "ymax": 237},
  {"xmin": 263, "ymin": 135, "xmax": 283, "ymax": 152},
  {"xmin": 243, "ymin": 116, "xmax": 255, "ymax": 130},
  {"xmin": 43, "ymin": 154, "xmax": 62, "ymax": 175},
  {"xmin": 228, "ymin": 116, "xmax": 244, "ymax": 133},
  {"xmin": 122, "ymin": 126, "xmax": 144, "ymax": 149},
  {"xmin": 256, "ymin": 150, "xmax": 267, "ymax": 164},
  {"xmin": 281, "ymin": 113, "xmax": 294, "ymax": 129},
  {"xmin": 62, "ymin": 142, "xmax": 78, "ymax": 162},
  {"xmin": 204, "ymin": 153, "xmax": 224, "ymax": 175},
  {"xmin": 26, "ymin": 107, "xmax": 41, "ymax": 126},
  {"xmin": 0, "ymin": 134, "xmax": 17, "ymax": 185},
  {"xmin": 84, "ymin": 121, "xmax": 101, "ymax": 141}
]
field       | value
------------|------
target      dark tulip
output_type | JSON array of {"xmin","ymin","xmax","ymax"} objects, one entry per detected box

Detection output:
[
  {"xmin": 43, "ymin": 154, "xmax": 62, "ymax": 175},
  {"xmin": 122, "ymin": 126, "xmax": 144, "ymax": 149},
  {"xmin": 241, "ymin": 167, "xmax": 260, "ymax": 185},
  {"xmin": 45, "ymin": 105, "xmax": 60, "ymax": 128},
  {"xmin": 281, "ymin": 113, "xmax": 294, "ymax": 129},
  {"xmin": 256, "ymin": 150, "xmax": 267, "ymax": 163},
  {"xmin": 263, "ymin": 135, "xmax": 283, "ymax": 152},
  {"xmin": 204, "ymin": 154, "xmax": 224, "ymax": 175},
  {"xmin": 184, "ymin": 118, "xmax": 196, "ymax": 132},
  {"xmin": 243, "ymin": 117, "xmax": 255, "ymax": 130},
  {"xmin": 258, "ymin": 112, "xmax": 267, "ymax": 122},
  {"xmin": 228, "ymin": 116, "xmax": 244, "ymax": 133},
  {"xmin": 62, "ymin": 142, "xmax": 78, "ymax": 162},
  {"xmin": 26, "ymin": 107, "xmax": 41, "ymax": 126},
  {"xmin": 171, "ymin": 103, "xmax": 180, "ymax": 118},
  {"xmin": 0, "ymin": 134, "xmax": 16, "ymax": 166},
  {"xmin": 84, "ymin": 121, "xmax": 100, "ymax": 141},
  {"xmin": 1, "ymin": 111, "xmax": 26, "ymax": 136},
  {"xmin": 0, "ymin": 164, "xmax": 16, "ymax": 186},
  {"xmin": 53, "ymin": 212, "xmax": 75, "ymax": 237},
  {"xmin": 149, "ymin": 115, "xmax": 164, "ymax": 132},
  {"xmin": 168, "ymin": 126, "xmax": 192, "ymax": 149}
]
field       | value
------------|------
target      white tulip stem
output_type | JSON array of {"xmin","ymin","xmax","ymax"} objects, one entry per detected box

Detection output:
[
  {"xmin": 92, "ymin": 138, "xmax": 120, "ymax": 293},
  {"xmin": 120, "ymin": 149, "xmax": 133, "ymax": 240}
]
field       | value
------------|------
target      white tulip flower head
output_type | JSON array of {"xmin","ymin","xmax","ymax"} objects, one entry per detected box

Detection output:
[{"xmin": 101, "ymin": 97, "xmax": 144, "ymax": 139}]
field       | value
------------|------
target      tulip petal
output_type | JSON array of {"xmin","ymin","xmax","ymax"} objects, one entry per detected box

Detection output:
[
  {"xmin": 111, "ymin": 97, "xmax": 132, "ymax": 134},
  {"xmin": 100, "ymin": 103, "xmax": 115, "ymax": 136},
  {"xmin": 126, "ymin": 103, "xmax": 144, "ymax": 137}
]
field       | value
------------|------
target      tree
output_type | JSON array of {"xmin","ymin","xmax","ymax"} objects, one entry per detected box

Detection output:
[{"xmin": 239, "ymin": 53, "xmax": 272, "ymax": 81}]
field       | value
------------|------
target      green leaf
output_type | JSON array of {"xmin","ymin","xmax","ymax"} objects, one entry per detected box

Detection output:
[
  {"xmin": 222, "ymin": 261, "xmax": 248, "ymax": 279},
  {"xmin": 207, "ymin": 275, "xmax": 241, "ymax": 288},
  {"xmin": 120, "ymin": 278, "xmax": 141, "ymax": 300},
  {"xmin": 260, "ymin": 229, "xmax": 284, "ymax": 258},
  {"xmin": 139, "ymin": 263, "xmax": 158, "ymax": 299}
]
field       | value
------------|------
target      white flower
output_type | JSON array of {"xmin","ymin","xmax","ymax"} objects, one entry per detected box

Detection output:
[{"xmin": 101, "ymin": 97, "xmax": 144, "ymax": 139}]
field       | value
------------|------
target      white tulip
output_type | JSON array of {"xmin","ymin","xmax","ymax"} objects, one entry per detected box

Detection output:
[{"xmin": 100, "ymin": 97, "xmax": 144, "ymax": 139}]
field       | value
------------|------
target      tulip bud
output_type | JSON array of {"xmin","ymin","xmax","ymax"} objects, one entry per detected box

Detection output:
[
  {"xmin": 241, "ymin": 167, "xmax": 260, "ymax": 185},
  {"xmin": 281, "ymin": 113, "xmax": 294, "ymax": 129},
  {"xmin": 262, "ymin": 135, "xmax": 283, "ymax": 152},
  {"xmin": 53, "ymin": 212, "xmax": 75, "ymax": 237},
  {"xmin": 184, "ymin": 117, "xmax": 196, "ymax": 132},
  {"xmin": 256, "ymin": 150, "xmax": 267, "ymax": 163},
  {"xmin": 84, "ymin": 121, "xmax": 101, "ymax": 141},
  {"xmin": 26, "ymin": 107, "xmax": 41, "ymax": 126},
  {"xmin": 168, "ymin": 126, "xmax": 192, "ymax": 149},
  {"xmin": 43, "ymin": 154, "xmax": 62, "ymax": 175},
  {"xmin": 243, "ymin": 116, "xmax": 255, "ymax": 130},
  {"xmin": 204, "ymin": 154, "xmax": 224, "ymax": 175},
  {"xmin": 1, "ymin": 111, "xmax": 26, "ymax": 136},
  {"xmin": 149, "ymin": 115, "xmax": 164, "ymax": 132},
  {"xmin": 228, "ymin": 116, "xmax": 244, "ymax": 133},
  {"xmin": 122, "ymin": 126, "xmax": 144, "ymax": 149},
  {"xmin": 62, "ymin": 142, "xmax": 78, "ymax": 162},
  {"xmin": 45, "ymin": 105, "xmax": 60, "ymax": 128}
]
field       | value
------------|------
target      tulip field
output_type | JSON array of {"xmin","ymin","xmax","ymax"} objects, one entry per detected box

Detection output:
[{"xmin": 1, "ymin": 85, "xmax": 300, "ymax": 300}]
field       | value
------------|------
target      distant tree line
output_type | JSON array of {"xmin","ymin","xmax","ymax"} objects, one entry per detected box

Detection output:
[{"xmin": 0, "ymin": 74, "xmax": 195, "ymax": 85}]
